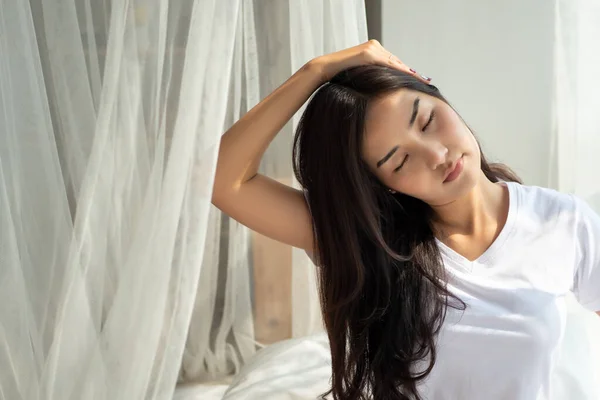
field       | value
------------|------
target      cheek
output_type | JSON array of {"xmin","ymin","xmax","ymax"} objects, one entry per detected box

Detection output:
[
  {"xmin": 436, "ymin": 107, "xmax": 466, "ymax": 136},
  {"xmin": 440, "ymin": 116, "xmax": 464, "ymax": 138},
  {"xmin": 469, "ymin": 131, "xmax": 480, "ymax": 151},
  {"xmin": 391, "ymin": 169, "xmax": 434, "ymax": 197}
]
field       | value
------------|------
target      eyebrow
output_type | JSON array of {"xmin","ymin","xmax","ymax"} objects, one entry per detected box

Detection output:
[
  {"xmin": 408, "ymin": 97, "xmax": 420, "ymax": 127},
  {"xmin": 376, "ymin": 97, "xmax": 421, "ymax": 168},
  {"xmin": 376, "ymin": 145, "xmax": 399, "ymax": 168}
]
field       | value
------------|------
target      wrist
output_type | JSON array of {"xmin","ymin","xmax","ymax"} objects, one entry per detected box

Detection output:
[{"xmin": 304, "ymin": 58, "xmax": 329, "ymax": 85}]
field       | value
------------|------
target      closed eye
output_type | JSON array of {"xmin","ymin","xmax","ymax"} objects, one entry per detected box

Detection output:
[
  {"xmin": 394, "ymin": 110, "xmax": 436, "ymax": 173},
  {"xmin": 422, "ymin": 110, "xmax": 435, "ymax": 132},
  {"xmin": 394, "ymin": 110, "xmax": 435, "ymax": 172},
  {"xmin": 394, "ymin": 155, "xmax": 408, "ymax": 172}
]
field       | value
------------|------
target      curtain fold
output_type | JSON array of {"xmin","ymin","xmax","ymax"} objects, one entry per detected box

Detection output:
[{"xmin": 551, "ymin": 0, "xmax": 600, "ymax": 212}]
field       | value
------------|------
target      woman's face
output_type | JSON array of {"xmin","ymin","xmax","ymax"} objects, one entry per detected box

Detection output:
[{"xmin": 361, "ymin": 89, "xmax": 481, "ymax": 206}]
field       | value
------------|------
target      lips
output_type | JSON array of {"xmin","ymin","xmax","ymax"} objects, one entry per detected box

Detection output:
[{"xmin": 443, "ymin": 155, "xmax": 464, "ymax": 183}]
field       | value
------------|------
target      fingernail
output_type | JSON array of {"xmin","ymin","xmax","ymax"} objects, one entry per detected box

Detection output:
[
  {"xmin": 409, "ymin": 68, "xmax": 416, "ymax": 73},
  {"xmin": 420, "ymin": 74, "xmax": 432, "ymax": 82}
]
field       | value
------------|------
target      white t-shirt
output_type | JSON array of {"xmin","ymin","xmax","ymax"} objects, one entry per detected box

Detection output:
[{"xmin": 416, "ymin": 181, "xmax": 600, "ymax": 399}]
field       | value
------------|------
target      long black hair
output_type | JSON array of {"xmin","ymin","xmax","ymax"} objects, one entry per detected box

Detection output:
[{"xmin": 292, "ymin": 65, "xmax": 521, "ymax": 399}]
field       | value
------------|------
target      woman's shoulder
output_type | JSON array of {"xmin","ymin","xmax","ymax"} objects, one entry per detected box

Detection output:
[
  {"xmin": 512, "ymin": 182, "xmax": 596, "ymax": 211},
  {"xmin": 506, "ymin": 181, "xmax": 578, "ymax": 217}
]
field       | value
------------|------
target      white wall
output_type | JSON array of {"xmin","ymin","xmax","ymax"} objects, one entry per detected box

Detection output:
[{"xmin": 381, "ymin": 0, "xmax": 555, "ymax": 186}]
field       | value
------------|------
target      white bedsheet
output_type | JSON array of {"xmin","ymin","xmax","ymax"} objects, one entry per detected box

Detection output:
[{"xmin": 174, "ymin": 333, "xmax": 332, "ymax": 400}]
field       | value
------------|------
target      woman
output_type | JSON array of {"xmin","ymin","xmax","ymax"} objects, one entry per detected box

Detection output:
[{"xmin": 211, "ymin": 40, "xmax": 600, "ymax": 399}]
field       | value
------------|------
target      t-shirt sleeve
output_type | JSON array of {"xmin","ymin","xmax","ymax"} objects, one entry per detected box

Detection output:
[{"xmin": 572, "ymin": 194, "xmax": 600, "ymax": 311}]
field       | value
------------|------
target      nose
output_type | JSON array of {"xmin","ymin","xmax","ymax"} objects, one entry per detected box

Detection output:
[{"xmin": 422, "ymin": 142, "xmax": 449, "ymax": 170}]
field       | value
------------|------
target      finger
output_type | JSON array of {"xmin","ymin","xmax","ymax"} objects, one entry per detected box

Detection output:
[{"xmin": 384, "ymin": 52, "xmax": 432, "ymax": 84}]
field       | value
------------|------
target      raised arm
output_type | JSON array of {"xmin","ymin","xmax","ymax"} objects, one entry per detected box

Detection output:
[{"xmin": 211, "ymin": 40, "xmax": 424, "ymax": 254}]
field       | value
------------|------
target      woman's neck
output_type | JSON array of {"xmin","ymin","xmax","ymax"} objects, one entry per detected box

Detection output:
[{"xmin": 430, "ymin": 172, "xmax": 508, "ymax": 240}]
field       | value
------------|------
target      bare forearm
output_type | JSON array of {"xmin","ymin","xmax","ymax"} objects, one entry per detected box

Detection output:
[{"xmin": 213, "ymin": 62, "xmax": 324, "ymax": 195}]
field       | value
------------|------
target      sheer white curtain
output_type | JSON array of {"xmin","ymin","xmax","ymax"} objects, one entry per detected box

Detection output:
[
  {"xmin": 549, "ymin": 1, "xmax": 600, "ymax": 397},
  {"xmin": 0, "ymin": 0, "xmax": 366, "ymax": 399},
  {"xmin": 551, "ymin": 0, "xmax": 600, "ymax": 212}
]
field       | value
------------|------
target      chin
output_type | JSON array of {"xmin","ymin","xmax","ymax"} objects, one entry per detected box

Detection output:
[{"xmin": 455, "ymin": 163, "xmax": 480, "ymax": 193}]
